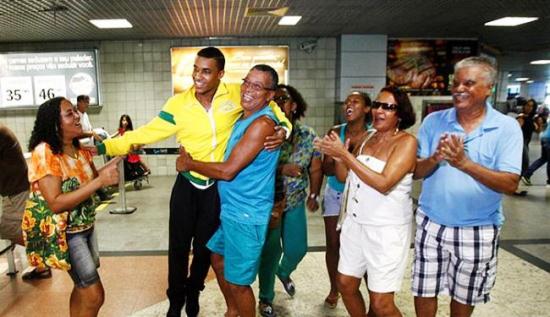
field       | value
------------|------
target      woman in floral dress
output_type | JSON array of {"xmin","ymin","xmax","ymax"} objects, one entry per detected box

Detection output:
[
  {"xmin": 24, "ymin": 97, "xmax": 119, "ymax": 316},
  {"xmin": 257, "ymin": 85, "xmax": 323, "ymax": 316}
]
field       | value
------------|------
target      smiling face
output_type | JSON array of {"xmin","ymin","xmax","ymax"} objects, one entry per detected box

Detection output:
[
  {"xmin": 451, "ymin": 65, "xmax": 493, "ymax": 111},
  {"xmin": 372, "ymin": 91, "xmax": 400, "ymax": 133},
  {"xmin": 240, "ymin": 69, "xmax": 275, "ymax": 113},
  {"xmin": 343, "ymin": 93, "xmax": 370, "ymax": 124},
  {"xmin": 192, "ymin": 56, "xmax": 224, "ymax": 96},
  {"xmin": 59, "ymin": 99, "xmax": 82, "ymax": 141},
  {"xmin": 274, "ymin": 87, "xmax": 296, "ymax": 120}
]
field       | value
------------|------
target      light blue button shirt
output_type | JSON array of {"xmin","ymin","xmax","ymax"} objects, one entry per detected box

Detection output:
[{"xmin": 417, "ymin": 103, "xmax": 522, "ymax": 226}]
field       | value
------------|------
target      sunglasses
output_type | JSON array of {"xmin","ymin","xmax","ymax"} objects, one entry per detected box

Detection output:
[
  {"xmin": 274, "ymin": 95, "xmax": 291, "ymax": 104},
  {"xmin": 372, "ymin": 101, "xmax": 398, "ymax": 111}
]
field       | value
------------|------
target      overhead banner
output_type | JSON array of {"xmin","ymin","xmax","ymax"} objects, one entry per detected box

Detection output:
[
  {"xmin": 387, "ymin": 39, "xmax": 478, "ymax": 95},
  {"xmin": 0, "ymin": 50, "xmax": 100, "ymax": 108},
  {"xmin": 171, "ymin": 46, "xmax": 288, "ymax": 95}
]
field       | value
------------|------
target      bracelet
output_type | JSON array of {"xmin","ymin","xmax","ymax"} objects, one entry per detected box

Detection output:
[{"xmin": 308, "ymin": 193, "xmax": 318, "ymax": 200}]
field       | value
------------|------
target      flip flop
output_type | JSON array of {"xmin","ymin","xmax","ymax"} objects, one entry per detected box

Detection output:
[
  {"xmin": 22, "ymin": 267, "xmax": 52, "ymax": 280},
  {"xmin": 324, "ymin": 293, "xmax": 340, "ymax": 309}
]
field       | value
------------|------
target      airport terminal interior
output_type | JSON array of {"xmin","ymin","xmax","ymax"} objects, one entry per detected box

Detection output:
[{"xmin": 1, "ymin": 1, "xmax": 550, "ymax": 316}]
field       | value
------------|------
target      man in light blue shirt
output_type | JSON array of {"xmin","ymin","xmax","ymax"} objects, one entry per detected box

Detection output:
[{"xmin": 412, "ymin": 57, "xmax": 522, "ymax": 317}]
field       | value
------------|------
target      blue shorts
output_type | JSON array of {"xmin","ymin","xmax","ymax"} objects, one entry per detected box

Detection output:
[
  {"xmin": 322, "ymin": 185, "xmax": 343, "ymax": 217},
  {"xmin": 67, "ymin": 227, "xmax": 101, "ymax": 288},
  {"xmin": 207, "ymin": 217, "xmax": 268, "ymax": 286}
]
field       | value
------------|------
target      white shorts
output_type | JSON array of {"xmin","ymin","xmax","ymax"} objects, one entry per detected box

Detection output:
[{"xmin": 338, "ymin": 217, "xmax": 411, "ymax": 293}]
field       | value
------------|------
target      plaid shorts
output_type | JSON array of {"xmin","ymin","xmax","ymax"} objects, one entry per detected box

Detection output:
[{"xmin": 412, "ymin": 209, "xmax": 500, "ymax": 305}]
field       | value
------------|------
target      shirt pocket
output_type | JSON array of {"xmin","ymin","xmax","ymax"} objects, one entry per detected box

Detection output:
[{"xmin": 468, "ymin": 137, "xmax": 496, "ymax": 168}]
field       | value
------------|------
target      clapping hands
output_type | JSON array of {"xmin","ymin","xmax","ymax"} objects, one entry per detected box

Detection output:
[{"xmin": 314, "ymin": 131, "xmax": 350, "ymax": 162}]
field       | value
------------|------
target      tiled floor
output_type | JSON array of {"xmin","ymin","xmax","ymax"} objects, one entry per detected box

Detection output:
[{"xmin": 1, "ymin": 142, "xmax": 549, "ymax": 316}]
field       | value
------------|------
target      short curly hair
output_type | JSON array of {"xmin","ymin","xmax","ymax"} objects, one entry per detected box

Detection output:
[
  {"xmin": 379, "ymin": 86, "xmax": 416, "ymax": 130},
  {"xmin": 28, "ymin": 97, "xmax": 80, "ymax": 154}
]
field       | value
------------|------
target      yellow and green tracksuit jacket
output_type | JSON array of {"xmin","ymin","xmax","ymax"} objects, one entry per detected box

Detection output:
[{"xmin": 97, "ymin": 82, "xmax": 291, "ymax": 185}]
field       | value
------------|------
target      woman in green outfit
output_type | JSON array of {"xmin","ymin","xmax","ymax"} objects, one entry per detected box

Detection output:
[{"xmin": 257, "ymin": 85, "xmax": 323, "ymax": 317}]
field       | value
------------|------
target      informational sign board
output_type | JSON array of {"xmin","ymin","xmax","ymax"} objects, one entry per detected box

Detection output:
[
  {"xmin": 171, "ymin": 46, "xmax": 288, "ymax": 95},
  {"xmin": 0, "ymin": 50, "xmax": 101, "ymax": 108},
  {"xmin": 387, "ymin": 39, "xmax": 477, "ymax": 95}
]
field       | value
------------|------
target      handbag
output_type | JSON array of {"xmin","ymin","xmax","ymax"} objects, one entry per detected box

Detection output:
[{"xmin": 22, "ymin": 192, "xmax": 72, "ymax": 271}]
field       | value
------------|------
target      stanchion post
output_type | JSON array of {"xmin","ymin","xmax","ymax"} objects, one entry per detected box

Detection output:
[{"xmin": 109, "ymin": 158, "xmax": 137, "ymax": 214}]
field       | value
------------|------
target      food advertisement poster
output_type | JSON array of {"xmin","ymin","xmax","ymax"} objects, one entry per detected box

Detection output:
[
  {"xmin": 387, "ymin": 39, "xmax": 478, "ymax": 95},
  {"xmin": 0, "ymin": 50, "xmax": 100, "ymax": 108},
  {"xmin": 171, "ymin": 46, "xmax": 288, "ymax": 95}
]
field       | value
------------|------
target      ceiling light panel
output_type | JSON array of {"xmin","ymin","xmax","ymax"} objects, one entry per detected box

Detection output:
[
  {"xmin": 279, "ymin": 16, "xmax": 302, "ymax": 26},
  {"xmin": 89, "ymin": 19, "xmax": 133, "ymax": 29},
  {"xmin": 485, "ymin": 17, "xmax": 538, "ymax": 26}
]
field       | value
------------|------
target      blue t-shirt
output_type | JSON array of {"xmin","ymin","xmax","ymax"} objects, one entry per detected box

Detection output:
[
  {"xmin": 417, "ymin": 104, "xmax": 522, "ymax": 227},
  {"xmin": 217, "ymin": 106, "xmax": 280, "ymax": 225}
]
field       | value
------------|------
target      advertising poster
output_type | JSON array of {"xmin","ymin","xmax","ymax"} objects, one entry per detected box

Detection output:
[
  {"xmin": 0, "ymin": 50, "xmax": 100, "ymax": 108},
  {"xmin": 171, "ymin": 46, "xmax": 288, "ymax": 95},
  {"xmin": 387, "ymin": 39, "xmax": 477, "ymax": 95}
]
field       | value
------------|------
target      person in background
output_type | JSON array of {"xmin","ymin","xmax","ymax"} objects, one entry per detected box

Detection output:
[
  {"xmin": 111, "ymin": 114, "xmax": 151, "ymax": 176},
  {"xmin": 25, "ymin": 97, "xmax": 120, "ymax": 316},
  {"xmin": 257, "ymin": 85, "xmax": 323, "ymax": 317},
  {"xmin": 516, "ymin": 99, "xmax": 538, "ymax": 193},
  {"xmin": 95, "ymin": 47, "xmax": 291, "ymax": 317},
  {"xmin": 176, "ymin": 65, "xmax": 281, "ymax": 317},
  {"xmin": 76, "ymin": 95, "xmax": 112, "ymax": 201},
  {"xmin": 315, "ymin": 86, "xmax": 417, "ymax": 317},
  {"xmin": 321, "ymin": 91, "xmax": 372, "ymax": 309},
  {"xmin": 522, "ymin": 107, "xmax": 550, "ymax": 187},
  {"xmin": 0, "ymin": 124, "xmax": 51, "ymax": 280},
  {"xmin": 413, "ymin": 57, "xmax": 522, "ymax": 317}
]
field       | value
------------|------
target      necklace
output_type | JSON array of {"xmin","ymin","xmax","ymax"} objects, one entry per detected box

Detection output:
[{"xmin": 64, "ymin": 145, "xmax": 79, "ymax": 159}]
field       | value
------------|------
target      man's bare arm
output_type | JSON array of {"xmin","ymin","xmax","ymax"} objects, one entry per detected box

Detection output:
[{"xmin": 179, "ymin": 117, "xmax": 276, "ymax": 180}]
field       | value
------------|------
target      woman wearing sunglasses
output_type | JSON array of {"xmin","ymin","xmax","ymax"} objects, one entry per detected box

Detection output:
[
  {"xmin": 320, "ymin": 91, "xmax": 372, "ymax": 309},
  {"xmin": 315, "ymin": 86, "xmax": 416, "ymax": 317}
]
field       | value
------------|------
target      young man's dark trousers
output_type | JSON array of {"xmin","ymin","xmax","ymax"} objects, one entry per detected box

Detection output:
[{"xmin": 166, "ymin": 173, "xmax": 220, "ymax": 315}]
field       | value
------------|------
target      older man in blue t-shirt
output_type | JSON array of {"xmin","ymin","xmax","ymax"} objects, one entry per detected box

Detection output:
[{"xmin": 413, "ymin": 57, "xmax": 522, "ymax": 317}]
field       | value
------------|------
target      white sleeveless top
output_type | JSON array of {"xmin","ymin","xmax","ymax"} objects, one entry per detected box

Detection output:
[{"xmin": 345, "ymin": 135, "xmax": 413, "ymax": 225}]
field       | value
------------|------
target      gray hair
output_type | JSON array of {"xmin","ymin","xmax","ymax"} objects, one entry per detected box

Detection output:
[{"xmin": 454, "ymin": 56, "xmax": 497, "ymax": 86}]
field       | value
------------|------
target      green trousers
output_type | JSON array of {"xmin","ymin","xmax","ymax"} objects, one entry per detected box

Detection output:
[{"xmin": 258, "ymin": 201, "xmax": 308, "ymax": 303}]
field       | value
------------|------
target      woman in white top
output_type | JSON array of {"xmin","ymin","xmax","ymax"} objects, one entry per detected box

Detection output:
[{"xmin": 315, "ymin": 86, "xmax": 417, "ymax": 317}]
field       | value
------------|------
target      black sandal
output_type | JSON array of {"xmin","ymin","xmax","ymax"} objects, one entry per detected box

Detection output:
[{"xmin": 22, "ymin": 267, "xmax": 52, "ymax": 280}]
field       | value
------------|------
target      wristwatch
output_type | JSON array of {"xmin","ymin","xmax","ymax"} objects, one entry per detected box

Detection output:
[{"xmin": 308, "ymin": 193, "xmax": 318, "ymax": 200}]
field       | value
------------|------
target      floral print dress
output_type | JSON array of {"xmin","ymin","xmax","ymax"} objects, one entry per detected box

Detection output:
[{"xmin": 22, "ymin": 142, "xmax": 99, "ymax": 270}]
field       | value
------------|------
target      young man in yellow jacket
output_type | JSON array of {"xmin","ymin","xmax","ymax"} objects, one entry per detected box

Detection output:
[{"xmin": 97, "ymin": 47, "xmax": 290, "ymax": 317}]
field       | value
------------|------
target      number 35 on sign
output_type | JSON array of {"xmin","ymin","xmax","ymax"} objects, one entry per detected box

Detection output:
[
  {"xmin": 0, "ymin": 76, "xmax": 33, "ymax": 107},
  {"xmin": 34, "ymin": 75, "xmax": 67, "ymax": 104}
]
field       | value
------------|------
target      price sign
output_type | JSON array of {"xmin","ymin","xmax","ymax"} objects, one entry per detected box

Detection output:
[
  {"xmin": 0, "ymin": 76, "xmax": 34, "ymax": 107},
  {"xmin": 34, "ymin": 75, "xmax": 67, "ymax": 104}
]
